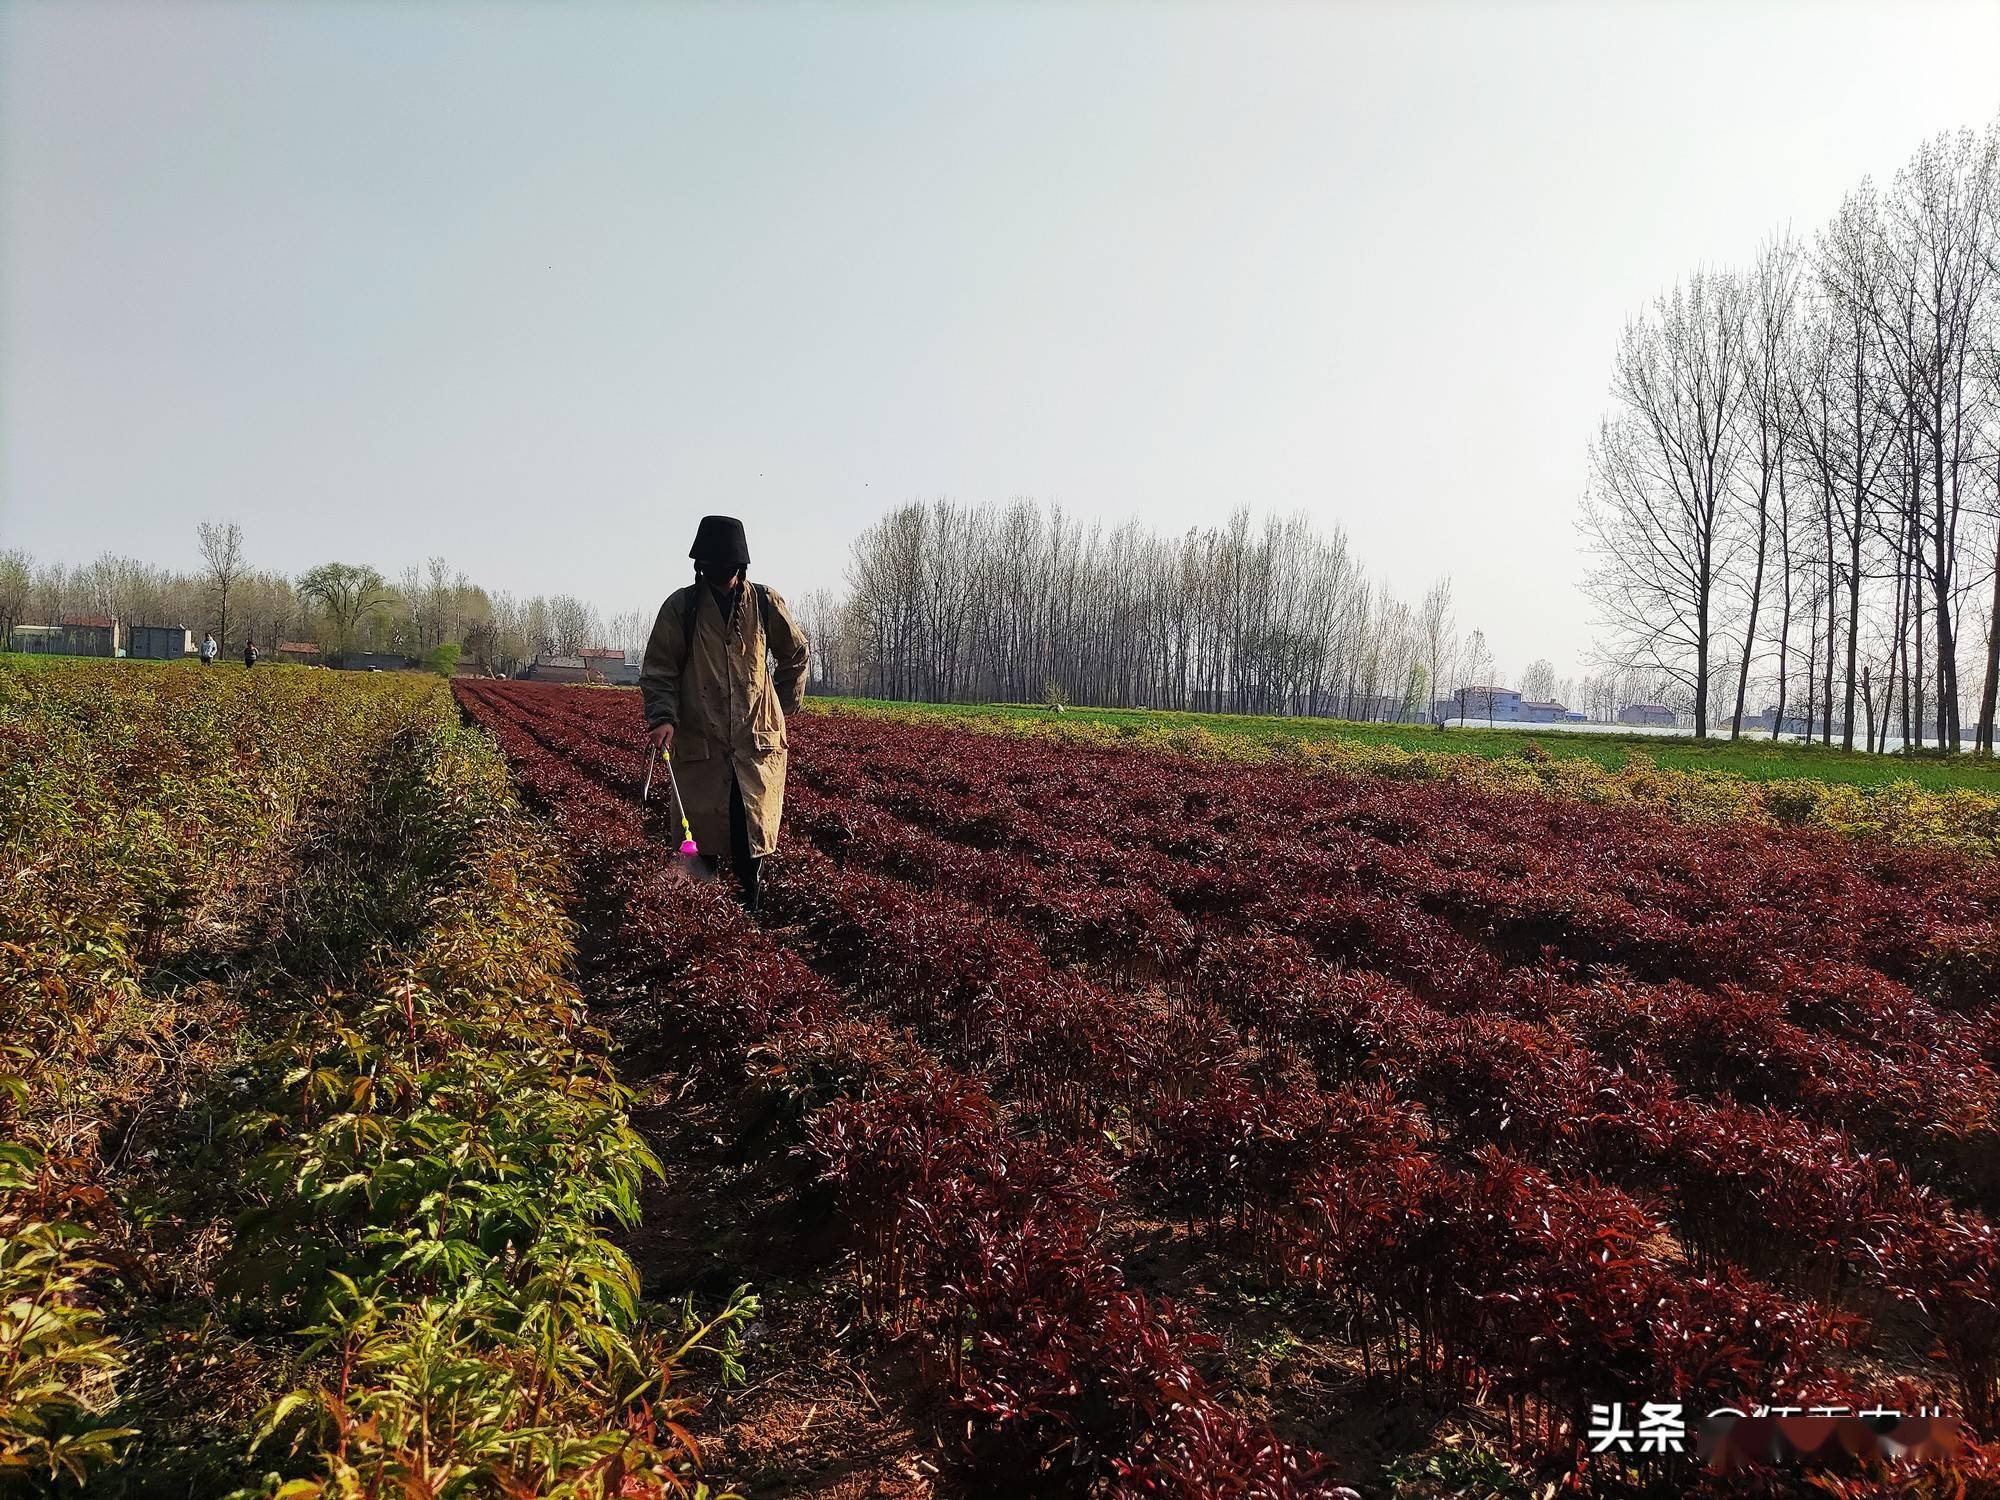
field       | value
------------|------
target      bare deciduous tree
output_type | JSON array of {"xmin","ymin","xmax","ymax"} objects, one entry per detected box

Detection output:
[
  {"xmin": 1581, "ymin": 271, "xmax": 1747, "ymax": 738},
  {"xmin": 824, "ymin": 500, "xmax": 1469, "ymax": 722},
  {"xmin": 1728, "ymin": 233, "xmax": 1802, "ymax": 737},
  {"xmin": 1871, "ymin": 127, "xmax": 1997, "ymax": 750},
  {"xmin": 1517, "ymin": 658, "xmax": 1557, "ymax": 703},
  {"xmin": 197, "ymin": 520, "xmax": 246, "ymax": 647},
  {"xmin": 1584, "ymin": 114, "xmax": 2000, "ymax": 754}
]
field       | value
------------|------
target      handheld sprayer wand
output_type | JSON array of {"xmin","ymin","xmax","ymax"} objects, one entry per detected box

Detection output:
[
  {"xmin": 641, "ymin": 739, "xmax": 701, "ymax": 857},
  {"xmin": 663, "ymin": 752, "xmax": 699, "ymax": 856}
]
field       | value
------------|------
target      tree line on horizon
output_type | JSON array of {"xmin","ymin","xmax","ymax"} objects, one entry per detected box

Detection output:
[
  {"xmin": 0, "ymin": 524, "xmax": 627, "ymax": 677},
  {"xmin": 798, "ymin": 500, "xmax": 1457, "ymax": 720},
  {"xmin": 10, "ymin": 510, "xmax": 1683, "ymax": 725},
  {"xmin": 796, "ymin": 498, "xmax": 1671, "ymax": 723},
  {"xmin": 1584, "ymin": 116, "xmax": 2000, "ymax": 751}
]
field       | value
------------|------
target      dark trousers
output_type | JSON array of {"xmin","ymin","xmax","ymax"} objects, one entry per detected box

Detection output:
[{"xmin": 704, "ymin": 769, "xmax": 761, "ymax": 913}]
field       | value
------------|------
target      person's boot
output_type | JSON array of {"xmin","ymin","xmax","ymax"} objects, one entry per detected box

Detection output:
[{"xmin": 740, "ymin": 856, "xmax": 763, "ymax": 917}]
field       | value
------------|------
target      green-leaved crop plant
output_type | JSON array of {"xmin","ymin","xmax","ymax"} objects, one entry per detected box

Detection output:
[
  {"xmin": 1, "ymin": 663, "xmax": 437, "ymax": 1488},
  {"xmin": 228, "ymin": 720, "xmax": 754, "ymax": 1499},
  {"xmin": 1, "ymin": 660, "xmax": 745, "ymax": 1496}
]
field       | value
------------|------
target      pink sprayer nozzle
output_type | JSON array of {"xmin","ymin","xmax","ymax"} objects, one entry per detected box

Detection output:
[{"xmin": 679, "ymin": 838, "xmax": 699, "ymax": 856}]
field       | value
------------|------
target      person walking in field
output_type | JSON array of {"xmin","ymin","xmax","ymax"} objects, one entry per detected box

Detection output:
[
  {"xmin": 200, "ymin": 632, "xmax": 217, "ymax": 665},
  {"xmin": 640, "ymin": 515, "xmax": 809, "ymax": 914},
  {"xmin": 243, "ymin": 640, "xmax": 259, "ymax": 668}
]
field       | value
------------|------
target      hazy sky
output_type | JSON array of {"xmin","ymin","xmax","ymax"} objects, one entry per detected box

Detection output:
[{"xmin": 5, "ymin": 1, "xmax": 1999, "ymax": 677}]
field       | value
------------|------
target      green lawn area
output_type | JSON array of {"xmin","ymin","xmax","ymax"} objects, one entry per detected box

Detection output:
[{"xmin": 823, "ymin": 696, "xmax": 2000, "ymax": 793}]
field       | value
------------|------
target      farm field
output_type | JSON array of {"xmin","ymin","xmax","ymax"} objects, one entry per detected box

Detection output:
[
  {"xmin": 0, "ymin": 661, "xmax": 747, "ymax": 1497},
  {"xmin": 10, "ymin": 658, "xmax": 2000, "ymax": 1497},
  {"xmin": 826, "ymin": 695, "xmax": 2000, "ymax": 795},
  {"xmin": 456, "ymin": 677, "xmax": 2000, "ymax": 1498}
]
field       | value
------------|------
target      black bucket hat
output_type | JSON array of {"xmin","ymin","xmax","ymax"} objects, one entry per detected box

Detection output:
[{"xmin": 689, "ymin": 515, "xmax": 751, "ymax": 568}]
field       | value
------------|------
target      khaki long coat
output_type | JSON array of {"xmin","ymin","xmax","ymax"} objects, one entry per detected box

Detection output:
[{"xmin": 638, "ymin": 582, "xmax": 809, "ymax": 859}]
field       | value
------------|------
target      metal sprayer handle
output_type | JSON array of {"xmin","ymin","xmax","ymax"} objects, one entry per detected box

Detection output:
[{"xmin": 664, "ymin": 755, "xmax": 700, "ymax": 854}]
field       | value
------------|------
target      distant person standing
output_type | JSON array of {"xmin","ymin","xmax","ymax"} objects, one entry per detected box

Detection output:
[
  {"xmin": 243, "ymin": 640, "xmax": 259, "ymax": 668},
  {"xmin": 640, "ymin": 515, "xmax": 809, "ymax": 914},
  {"xmin": 200, "ymin": 632, "xmax": 217, "ymax": 665}
]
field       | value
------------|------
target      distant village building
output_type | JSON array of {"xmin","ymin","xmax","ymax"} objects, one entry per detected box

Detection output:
[
  {"xmin": 520, "ymin": 655, "xmax": 590, "ymax": 684},
  {"xmin": 10, "ymin": 616, "xmax": 119, "ymax": 657},
  {"xmin": 11, "ymin": 617, "xmax": 193, "ymax": 660},
  {"xmin": 580, "ymin": 647, "xmax": 640, "ymax": 686},
  {"xmin": 1740, "ymin": 705, "xmax": 1812, "ymax": 737},
  {"xmin": 126, "ymin": 625, "xmax": 192, "ymax": 660},
  {"xmin": 9, "ymin": 626, "xmax": 67, "ymax": 655},
  {"xmin": 1449, "ymin": 687, "xmax": 1578, "ymax": 724},
  {"xmin": 276, "ymin": 641, "xmax": 320, "ymax": 664},
  {"xmin": 334, "ymin": 651, "xmax": 414, "ymax": 672},
  {"xmin": 519, "ymin": 649, "xmax": 640, "ymax": 685},
  {"xmin": 1452, "ymin": 685, "xmax": 1521, "ymax": 720},
  {"xmin": 1618, "ymin": 703, "xmax": 1677, "ymax": 728}
]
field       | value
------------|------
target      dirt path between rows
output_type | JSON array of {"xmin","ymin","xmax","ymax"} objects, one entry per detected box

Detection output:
[{"xmin": 588, "ymin": 963, "xmax": 959, "ymax": 1496}]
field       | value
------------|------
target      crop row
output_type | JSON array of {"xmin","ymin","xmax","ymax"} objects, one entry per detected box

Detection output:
[
  {"xmin": 460, "ymin": 681, "xmax": 2000, "ymax": 1484},
  {"xmin": 492, "ymin": 682, "xmax": 2000, "ymax": 1208},
  {"xmin": 3, "ymin": 666, "xmax": 722, "ymax": 1499},
  {"xmin": 756, "ymin": 833, "xmax": 1886, "ymax": 1447},
  {"xmin": 228, "ymin": 713, "xmax": 747, "ymax": 1497},
  {"xmin": 454, "ymin": 679, "xmax": 1349, "ymax": 1494},
  {"xmin": 771, "ymin": 729, "xmax": 2000, "ymax": 1440},
  {"xmin": 779, "ymin": 720, "xmax": 2000, "ymax": 1189},
  {"xmin": 510, "ymin": 681, "xmax": 1999, "ymax": 1052},
  {"xmin": 793, "ymin": 712, "xmax": 2000, "ymax": 1002},
  {"xmin": 468, "ymin": 680, "xmax": 2000, "ymax": 1439},
  {"xmin": 0, "ymin": 663, "xmax": 441, "ymax": 1485}
]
